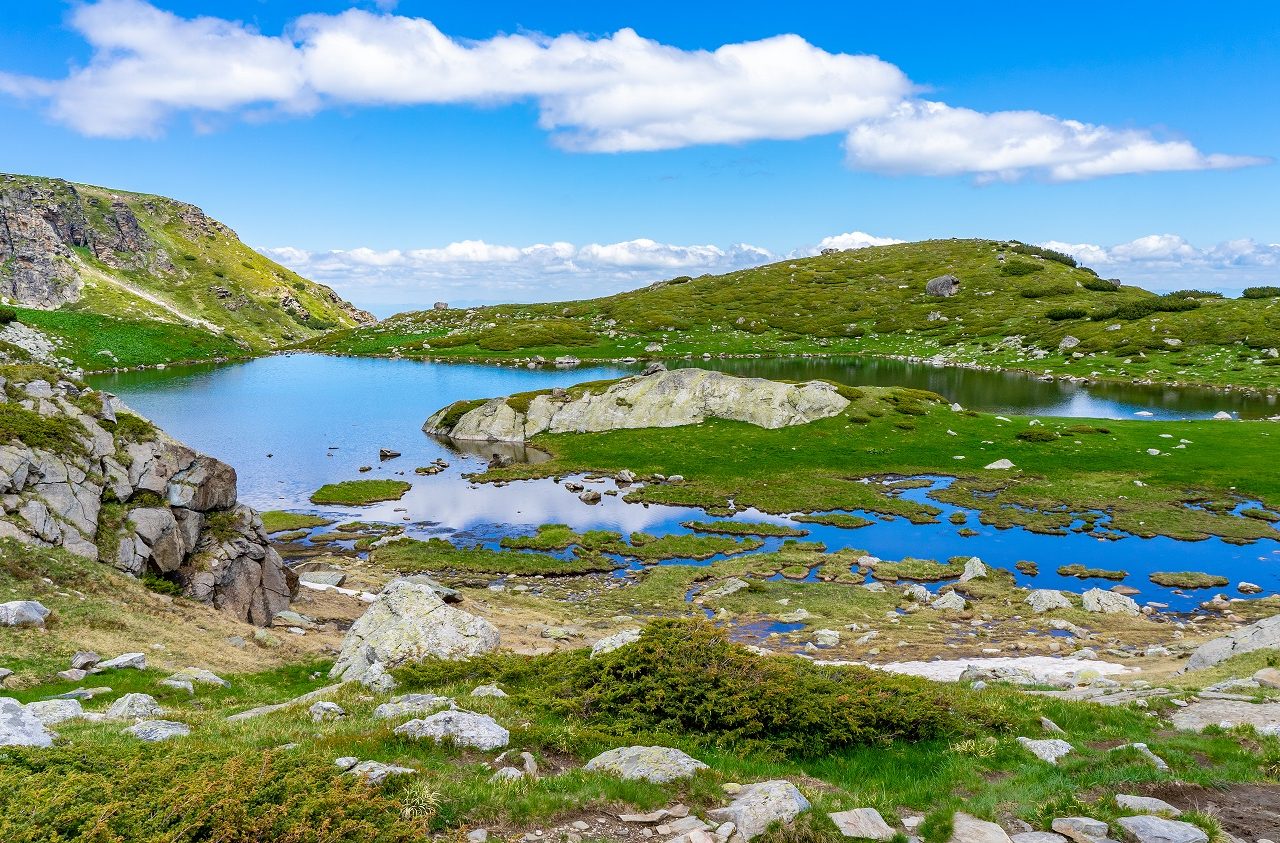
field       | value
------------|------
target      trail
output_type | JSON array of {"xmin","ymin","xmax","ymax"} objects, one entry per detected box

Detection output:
[{"xmin": 75, "ymin": 258, "xmax": 224, "ymax": 334}]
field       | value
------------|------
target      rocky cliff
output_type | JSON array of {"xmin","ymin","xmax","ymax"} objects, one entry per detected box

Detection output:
[
  {"xmin": 0, "ymin": 360, "xmax": 290, "ymax": 625},
  {"xmin": 424, "ymin": 367, "xmax": 851, "ymax": 443},
  {"xmin": 0, "ymin": 173, "xmax": 374, "ymax": 346}
]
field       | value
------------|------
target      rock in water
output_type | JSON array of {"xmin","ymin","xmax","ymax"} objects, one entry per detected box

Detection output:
[
  {"xmin": 0, "ymin": 697, "xmax": 55, "ymax": 746},
  {"xmin": 329, "ymin": 579, "xmax": 500, "ymax": 686},
  {"xmin": 707, "ymin": 780, "xmax": 811, "ymax": 840},
  {"xmin": 1185, "ymin": 612, "xmax": 1280, "ymax": 670},
  {"xmin": 1114, "ymin": 816, "xmax": 1207, "ymax": 843},
  {"xmin": 1082, "ymin": 588, "xmax": 1140, "ymax": 616},
  {"xmin": 424, "ymin": 368, "xmax": 852, "ymax": 443},
  {"xmin": 394, "ymin": 710, "xmax": 509, "ymax": 750},
  {"xmin": 583, "ymin": 746, "xmax": 709, "ymax": 783}
]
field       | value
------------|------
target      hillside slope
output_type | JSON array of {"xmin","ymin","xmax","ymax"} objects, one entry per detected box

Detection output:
[
  {"xmin": 0, "ymin": 173, "xmax": 374, "ymax": 368},
  {"xmin": 305, "ymin": 239, "xmax": 1280, "ymax": 391}
]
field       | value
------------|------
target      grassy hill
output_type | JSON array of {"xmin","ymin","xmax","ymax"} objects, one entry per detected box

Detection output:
[
  {"xmin": 304, "ymin": 238, "xmax": 1280, "ymax": 391},
  {"xmin": 0, "ymin": 173, "xmax": 373, "ymax": 369}
]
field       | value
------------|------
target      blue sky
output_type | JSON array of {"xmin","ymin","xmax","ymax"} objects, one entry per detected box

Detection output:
[{"xmin": 2, "ymin": 1, "xmax": 1278, "ymax": 314}]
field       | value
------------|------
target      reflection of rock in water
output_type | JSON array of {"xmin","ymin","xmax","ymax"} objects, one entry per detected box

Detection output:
[{"xmin": 430, "ymin": 435, "xmax": 551, "ymax": 465}]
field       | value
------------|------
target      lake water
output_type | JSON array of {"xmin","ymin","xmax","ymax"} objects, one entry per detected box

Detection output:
[{"xmin": 88, "ymin": 353, "xmax": 1280, "ymax": 609}]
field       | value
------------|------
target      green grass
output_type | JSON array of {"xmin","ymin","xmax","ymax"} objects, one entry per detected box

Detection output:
[
  {"xmin": 1058, "ymin": 565, "xmax": 1129, "ymax": 581},
  {"xmin": 374, "ymin": 537, "xmax": 618, "ymax": 576},
  {"xmin": 792, "ymin": 513, "xmax": 875, "ymax": 529},
  {"xmin": 873, "ymin": 557, "xmax": 959, "ymax": 582},
  {"xmin": 308, "ymin": 480, "xmax": 412, "ymax": 505},
  {"xmin": 681, "ymin": 520, "xmax": 809, "ymax": 537},
  {"xmin": 260, "ymin": 511, "xmax": 335, "ymax": 533},
  {"xmin": 495, "ymin": 524, "xmax": 764, "ymax": 561},
  {"xmin": 1148, "ymin": 571, "xmax": 1231, "ymax": 589},
  {"xmin": 12, "ymin": 307, "xmax": 247, "ymax": 370},
  {"xmin": 299, "ymin": 238, "xmax": 1280, "ymax": 393}
]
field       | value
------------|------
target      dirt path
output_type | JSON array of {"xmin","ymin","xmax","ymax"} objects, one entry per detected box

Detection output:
[{"xmin": 75, "ymin": 258, "xmax": 224, "ymax": 334}]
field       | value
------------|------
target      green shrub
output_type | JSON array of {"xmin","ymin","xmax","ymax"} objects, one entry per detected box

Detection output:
[
  {"xmin": 1009, "ymin": 243, "xmax": 1077, "ymax": 267},
  {"xmin": 0, "ymin": 307, "xmax": 16, "ymax": 325},
  {"xmin": 1016, "ymin": 429, "xmax": 1059, "ymax": 442},
  {"xmin": 1082, "ymin": 277, "xmax": 1120, "ymax": 292},
  {"xmin": 1002, "ymin": 260, "xmax": 1045, "ymax": 277},
  {"xmin": 1167, "ymin": 289, "xmax": 1224, "ymax": 299},
  {"xmin": 1243, "ymin": 286, "xmax": 1280, "ymax": 299},
  {"xmin": 1093, "ymin": 295, "xmax": 1200, "ymax": 321},
  {"xmin": 106, "ymin": 411, "xmax": 157, "ymax": 442},
  {"xmin": 140, "ymin": 571, "xmax": 183, "ymax": 596},
  {"xmin": 1045, "ymin": 307, "xmax": 1087, "ymax": 321}
]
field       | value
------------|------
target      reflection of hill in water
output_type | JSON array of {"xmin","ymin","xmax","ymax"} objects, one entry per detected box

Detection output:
[{"xmin": 433, "ymin": 436, "xmax": 551, "ymax": 465}]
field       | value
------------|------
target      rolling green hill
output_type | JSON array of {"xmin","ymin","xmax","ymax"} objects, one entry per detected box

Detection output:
[
  {"xmin": 0, "ymin": 173, "xmax": 374, "ymax": 368},
  {"xmin": 304, "ymin": 238, "xmax": 1280, "ymax": 391}
]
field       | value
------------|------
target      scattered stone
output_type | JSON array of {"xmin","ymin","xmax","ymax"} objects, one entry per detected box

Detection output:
[
  {"xmin": 0, "ymin": 600, "xmax": 50, "ymax": 627},
  {"xmin": 471, "ymin": 684, "xmax": 507, "ymax": 697},
  {"xmin": 984, "ymin": 459, "xmax": 1016, "ymax": 470},
  {"xmin": 106, "ymin": 693, "xmax": 162, "ymax": 720},
  {"xmin": 958, "ymin": 558, "xmax": 989, "ymax": 583},
  {"xmin": 702, "ymin": 578, "xmax": 750, "ymax": 600},
  {"xmin": 1169, "ymin": 699, "xmax": 1280, "ymax": 736},
  {"xmin": 309, "ymin": 701, "xmax": 346, "ymax": 722},
  {"xmin": 707, "ymin": 780, "xmax": 810, "ymax": 841},
  {"xmin": 1115, "ymin": 795, "xmax": 1180, "ymax": 816},
  {"xmin": 813, "ymin": 629, "xmax": 841, "ymax": 647},
  {"xmin": 56, "ymin": 669, "xmax": 88, "ymax": 682},
  {"xmin": 584, "ymin": 746, "xmax": 708, "ymax": 783},
  {"xmin": 591, "ymin": 628, "xmax": 643, "ymax": 658},
  {"xmin": 828, "ymin": 807, "xmax": 895, "ymax": 840},
  {"xmin": 1115, "ymin": 815, "xmax": 1207, "ymax": 843},
  {"xmin": 1082, "ymin": 588, "xmax": 1140, "ymax": 616},
  {"xmin": 1039, "ymin": 716, "xmax": 1065, "ymax": 735},
  {"xmin": 1011, "ymin": 834, "xmax": 1068, "ymax": 843},
  {"xmin": 1018, "ymin": 737, "xmax": 1074, "ymax": 764},
  {"xmin": 489, "ymin": 766, "xmax": 524, "ymax": 782},
  {"xmin": 348, "ymin": 760, "xmax": 416, "ymax": 785},
  {"xmin": 0, "ymin": 697, "xmax": 54, "ymax": 747},
  {"xmin": 1052, "ymin": 817, "xmax": 1108, "ymax": 843},
  {"xmin": 99, "ymin": 652, "xmax": 146, "ymax": 670},
  {"xmin": 25, "ymin": 698, "xmax": 83, "ymax": 726},
  {"xmin": 932, "ymin": 591, "xmax": 968, "ymax": 611},
  {"xmin": 70, "ymin": 651, "xmax": 100, "ymax": 671},
  {"xmin": 166, "ymin": 667, "xmax": 228, "ymax": 688},
  {"xmin": 948, "ymin": 812, "xmax": 1013, "ymax": 843},
  {"xmin": 1026, "ymin": 590, "xmax": 1072, "ymax": 613},
  {"xmin": 333, "ymin": 756, "xmax": 359, "ymax": 771},
  {"xmin": 1109, "ymin": 743, "xmax": 1169, "ymax": 770},
  {"xmin": 124, "ymin": 720, "xmax": 190, "ymax": 742},
  {"xmin": 159, "ymin": 678, "xmax": 194, "ymax": 694},
  {"xmin": 1255, "ymin": 667, "xmax": 1280, "ymax": 689},
  {"xmin": 467, "ymin": 830, "xmax": 489, "ymax": 843},
  {"xmin": 1238, "ymin": 581, "xmax": 1263, "ymax": 595},
  {"xmin": 372, "ymin": 693, "xmax": 455, "ymax": 720},
  {"xmin": 394, "ymin": 709, "xmax": 509, "ymax": 750},
  {"xmin": 298, "ymin": 570, "xmax": 347, "ymax": 587}
]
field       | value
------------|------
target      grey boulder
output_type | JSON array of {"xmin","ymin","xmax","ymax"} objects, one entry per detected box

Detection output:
[
  {"xmin": 1082, "ymin": 588, "xmax": 1140, "ymax": 616},
  {"xmin": 590, "ymin": 628, "xmax": 643, "ymax": 658},
  {"xmin": 707, "ymin": 780, "xmax": 811, "ymax": 840},
  {"xmin": 583, "ymin": 745, "xmax": 708, "ymax": 783},
  {"xmin": 1185, "ymin": 613, "xmax": 1280, "ymax": 671},
  {"xmin": 106, "ymin": 693, "xmax": 163, "ymax": 720},
  {"xmin": 0, "ymin": 600, "xmax": 50, "ymax": 627},
  {"xmin": 393, "ymin": 709, "xmax": 509, "ymax": 750},
  {"xmin": 1, "ymin": 697, "xmax": 55, "ymax": 746},
  {"xmin": 828, "ymin": 807, "xmax": 896, "ymax": 840},
  {"xmin": 124, "ymin": 720, "xmax": 190, "ymax": 742},
  {"xmin": 1115, "ymin": 816, "xmax": 1207, "ymax": 843},
  {"xmin": 25, "ymin": 698, "xmax": 83, "ymax": 725}
]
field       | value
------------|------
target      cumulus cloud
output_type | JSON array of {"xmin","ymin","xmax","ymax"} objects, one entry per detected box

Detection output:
[
  {"xmin": 0, "ymin": 0, "xmax": 1261, "ymax": 181},
  {"xmin": 1043, "ymin": 235, "xmax": 1280, "ymax": 292},
  {"xmin": 812, "ymin": 231, "xmax": 905, "ymax": 252}
]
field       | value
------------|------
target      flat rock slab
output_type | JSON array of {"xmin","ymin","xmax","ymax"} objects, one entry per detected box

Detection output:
[
  {"xmin": 1115, "ymin": 795, "xmax": 1180, "ymax": 816},
  {"xmin": 708, "ymin": 780, "xmax": 810, "ymax": 840},
  {"xmin": 25, "ymin": 699, "xmax": 83, "ymax": 725},
  {"xmin": 1170, "ymin": 699, "xmax": 1280, "ymax": 735},
  {"xmin": 1018, "ymin": 737, "xmax": 1074, "ymax": 764},
  {"xmin": 829, "ymin": 807, "xmax": 896, "ymax": 840},
  {"xmin": 0, "ymin": 697, "xmax": 54, "ymax": 747},
  {"xmin": 584, "ymin": 745, "xmax": 708, "ymax": 783},
  {"xmin": 1052, "ymin": 817, "xmax": 1109, "ymax": 842},
  {"xmin": 1115, "ymin": 816, "xmax": 1207, "ymax": 843},
  {"xmin": 124, "ymin": 720, "xmax": 190, "ymax": 742},
  {"xmin": 949, "ymin": 812, "xmax": 1013, "ymax": 843}
]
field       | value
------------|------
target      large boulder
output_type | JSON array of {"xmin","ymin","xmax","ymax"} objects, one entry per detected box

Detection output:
[
  {"xmin": 583, "ymin": 745, "xmax": 708, "ymax": 783},
  {"xmin": 0, "ymin": 600, "xmax": 50, "ymax": 627},
  {"xmin": 425, "ymin": 368, "xmax": 851, "ymax": 443},
  {"xmin": 1114, "ymin": 816, "xmax": 1207, "ymax": 843},
  {"xmin": 0, "ymin": 697, "xmax": 55, "ymax": 746},
  {"xmin": 1185, "ymin": 612, "xmax": 1280, "ymax": 671},
  {"xmin": 1082, "ymin": 588, "xmax": 1140, "ymax": 616},
  {"xmin": 330, "ymin": 579, "xmax": 500, "ymax": 686},
  {"xmin": 1025, "ymin": 590, "xmax": 1072, "ymax": 613},
  {"xmin": 393, "ymin": 709, "xmax": 509, "ymax": 750},
  {"xmin": 925, "ymin": 274, "xmax": 961, "ymax": 297},
  {"xmin": 707, "ymin": 780, "xmax": 811, "ymax": 840}
]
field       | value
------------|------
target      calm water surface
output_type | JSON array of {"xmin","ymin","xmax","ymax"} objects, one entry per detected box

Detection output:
[{"xmin": 88, "ymin": 353, "xmax": 1280, "ymax": 609}]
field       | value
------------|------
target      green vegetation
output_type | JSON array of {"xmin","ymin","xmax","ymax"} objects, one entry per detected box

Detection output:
[
  {"xmin": 300, "ymin": 238, "xmax": 1280, "ymax": 392},
  {"xmin": 1149, "ymin": 571, "xmax": 1231, "ymax": 589},
  {"xmin": 495, "ymin": 524, "xmax": 763, "ymax": 561},
  {"xmin": 681, "ymin": 520, "xmax": 809, "ymax": 537},
  {"xmin": 873, "ymin": 557, "xmax": 959, "ymax": 582},
  {"xmin": 499, "ymin": 523, "xmax": 624, "ymax": 552},
  {"xmin": 260, "ymin": 511, "xmax": 335, "ymax": 533},
  {"xmin": 1058, "ymin": 565, "xmax": 1129, "ymax": 581},
  {"xmin": 0, "ymin": 400, "xmax": 89, "ymax": 458},
  {"xmin": 792, "ymin": 513, "xmax": 875, "ymax": 529},
  {"xmin": 374, "ymin": 537, "xmax": 616, "ymax": 576},
  {"xmin": 12, "ymin": 306, "xmax": 246, "ymax": 370},
  {"xmin": 308, "ymin": 479, "xmax": 412, "ymax": 505}
]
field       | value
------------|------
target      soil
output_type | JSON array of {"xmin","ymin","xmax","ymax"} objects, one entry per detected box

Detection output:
[{"xmin": 1139, "ymin": 782, "xmax": 1280, "ymax": 837}]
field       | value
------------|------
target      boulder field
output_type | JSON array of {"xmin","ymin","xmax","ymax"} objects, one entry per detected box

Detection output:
[
  {"xmin": 0, "ymin": 372, "xmax": 291, "ymax": 625},
  {"xmin": 423, "ymin": 366, "xmax": 851, "ymax": 443}
]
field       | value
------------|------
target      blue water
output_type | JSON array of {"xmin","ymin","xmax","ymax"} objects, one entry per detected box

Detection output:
[{"xmin": 87, "ymin": 353, "xmax": 1280, "ymax": 611}]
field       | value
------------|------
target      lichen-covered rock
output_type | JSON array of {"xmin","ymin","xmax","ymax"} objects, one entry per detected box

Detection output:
[
  {"xmin": 25, "ymin": 699, "xmax": 83, "ymax": 726},
  {"xmin": 591, "ymin": 628, "xmax": 643, "ymax": 658},
  {"xmin": 707, "ymin": 780, "xmax": 811, "ymax": 840},
  {"xmin": 372, "ymin": 693, "xmax": 455, "ymax": 720},
  {"xmin": 0, "ymin": 600, "xmax": 50, "ymax": 627},
  {"xmin": 1186, "ymin": 612, "xmax": 1280, "ymax": 670},
  {"xmin": 925, "ymin": 274, "xmax": 961, "ymax": 297},
  {"xmin": 1082, "ymin": 588, "xmax": 1140, "ymax": 616},
  {"xmin": 123, "ymin": 720, "xmax": 190, "ymax": 742},
  {"xmin": 1114, "ymin": 816, "xmax": 1206, "ymax": 843},
  {"xmin": 330, "ymin": 580, "xmax": 500, "ymax": 685},
  {"xmin": 106, "ymin": 693, "xmax": 163, "ymax": 720},
  {"xmin": 1026, "ymin": 590, "xmax": 1072, "ymax": 613},
  {"xmin": 583, "ymin": 745, "xmax": 709, "ymax": 783},
  {"xmin": 425, "ymin": 368, "xmax": 851, "ymax": 443},
  {"xmin": 0, "ymin": 697, "xmax": 54, "ymax": 747},
  {"xmin": 394, "ymin": 709, "xmax": 509, "ymax": 750}
]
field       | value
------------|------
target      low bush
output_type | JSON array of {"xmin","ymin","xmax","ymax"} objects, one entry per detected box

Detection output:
[
  {"xmin": 1009, "ymin": 243, "xmax": 1077, "ymax": 267},
  {"xmin": 1167, "ymin": 289, "xmax": 1224, "ymax": 299},
  {"xmin": 1081, "ymin": 277, "xmax": 1120, "ymax": 292},
  {"xmin": 1093, "ymin": 295, "xmax": 1200, "ymax": 321},
  {"xmin": 0, "ymin": 307, "xmax": 17, "ymax": 325},
  {"xmin": 1016, "ymin": 429, "xmax": 1060, "ymax": 442},
  {"xmin": 1002, "ymin": 260, "xmax": 1045, "ymax": 277},
  {"xmin": 1243, "ymin": 286, "xmax": 1280, "ymax": 299},
  {"xmin": 1019, "ymin": 281, "xmax": 1076, "ymax": 298},
  {"xmin": 1045, "ymin": 307, "xmax": 1087, "ymax": 321}
]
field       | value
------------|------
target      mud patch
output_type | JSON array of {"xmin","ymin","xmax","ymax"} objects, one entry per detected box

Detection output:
[{"xmin": 1138, "ymin": 782, "xmax": 1280, "ymax": 837}]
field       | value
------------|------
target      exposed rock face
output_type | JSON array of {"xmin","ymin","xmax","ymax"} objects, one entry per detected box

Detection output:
[
  {"xmin": 0, "ymin": 374, "xmax": 291, "ymax": 626},
  {"xmin": 329, "ymin": 579, "xmax": 501, "ymax": 686},
  {"xmin": 1185, "ymin": 612, "xmax": 1280, "ymax": 670},
  {"xmin": 425, "ymin": 368, "xmax": 851, "ymax": 443}
]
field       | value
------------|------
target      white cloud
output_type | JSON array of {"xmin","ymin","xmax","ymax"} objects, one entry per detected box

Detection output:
[
  {"xmin": 1042, "ymin": 235, "xmax": 1280, "ymax": 291},
  {"xmin": 812, "ymin": 231, "xmax": 905, "ymax": 252},
  {"xmin": 0, "ymin": 0, "xmax": 1261, "ymax": 181},
  {"xmin": 844, "ymin": 101, "xmax": 1265, "ymax": 182}
]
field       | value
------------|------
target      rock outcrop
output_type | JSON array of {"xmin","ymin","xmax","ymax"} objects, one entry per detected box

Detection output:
[
  {"xmin": 424, "ymin": 368, "xmax": 851, "ymax": 443},
  {"xmin": 1185, "ymin": 613, "xmax": 1280, "ymax": 671},
  {"xmin": 0, "ymin": 370, "xmax": 291, "ymax": 625},
  {"xmin": 330, "ymin": 579, "xmax": 500, "ymax": 687}
]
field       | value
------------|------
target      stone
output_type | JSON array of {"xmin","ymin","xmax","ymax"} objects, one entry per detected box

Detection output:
[
  {"xmin": 948, "ymin": 813, "xmax": 1013, "ymax": 843},
  {"xmin": 1039, "ymin": 716, "xmax": 1065, "ymax": 735},
  {"xmin": 1212, "ymin": 411, "xmax": 1233, "ymax": 421},
  {"xmin": 309, "ymin": 701, "xmax": 346, "ymax": 722},
  {"xmin": 1185, "ymin": 613, "xmax": 1280, "ymax": 670},
  {"xmin": 1169, "ymin": 699, "xmax": 1280, "ymax": 735},
  {"xmin": 70, "ymin": 651, "xmax": 99, "ymax": 670},
  {"xmin": 813, "ymin": 629, "xmax": 841, "ymax": 647},
  {"xmin": 298, "ymin": 570, "xmax": 346, "ymax": 587},
  {"xmin": 584, "ymin": 746, "xmax": 708, "ymax": 783},
  {"xmin": 471, "ymin": 684, "xmax": 507, "ymax": 698},
  {"xmin": 348, "ymin": 760, "xmax": 417, "ymax": 785},
  {"xmin": 984, "ymin": 459, "xmax": 1016, "ymax": 470},
  {"xmin": 1026, "ymin": 590, "xmax": 1072, "ymax": 613},
  {"xmin": 329, "ymin": 579, "xmax": 500, "ymax": 686},
  {"xmin": 425, "ymin": 368, "xmax": 853, "ymax": 443},
  {"xmin": 57, "ymin": 669, "xmax": 88, "ymax": 682},
  {"xmin": 1114, "ymin": 816, "xmax": 1207, "ymax": 843},
  {"xmin": 1082, "ymin": 588, "xmax": 1140, "ymax": 616},
  {"xmin": 1238, "ymin": 581, "xmax": 1263, "ymax": 595},
  {"xmin": 933, "ymin": 591, "xmax": 968, "ymax": 611},
  {"xmin": 160, "ymin": 678, "xmax": 194, "ymax": 694},
  {"xmin": 926, "ymin": 274, "xmax": 961, "ymax": 297},
  {"xmin": 1052, "ymin": 817, "xmax": 1108, "ymax": 842},
  {"xmin": 0, "ymin": 697, "xmax": 54, "ymax": 746},
  {"xmin": 467, "ymin": 831, "xmax": 489, "ymax": 843},
  {"xmin": 167, "ymin": 667, "xmax": 228, "ymax": 687},
  {"xmin": 124, "ymin": 720, "xmax": 190, "ymax": 742},
  {"xmin": 707, "ymin": 780, "xmax": 810, "ymax": 840},
  {"xmin": 399, "ymin": 574, "xmax": 462, "ymax": 603},
  {"xmin": 333, "ymin": 756, "xmax": 359, "ymax": 771},
  {"xmin": 1110, "ymin": 743, "xmax": 1169, "ymax": 770},
  {"xmin": 372, "ymin": 692, "xmax": 454, "ymax": 720},
  {"xmin": 702, "ymin": 577, "xmax": 750, "ymax": 600},
  {"xmin": 958, "ymin": 558, "xmax": 989, "ymax": 583},
  {"xmin": 1255, "ymin": 667, "xmax": 1280, "ymax": 689},
  {"xmin": 1059, "ymin": 336, "xmax": 1081, "ymax": 351},
  {"xmin": 1115, "ymin": 795, "xmax": 1180, "ymax": 817},
  {"xmin": 25, "ymin": 698, "xmax": 83, "ymax": 725},
  {"xmin": 591, "ymin": 628, "xmax": 643, "ymax": 657},
  {"xmin": 828, "ymin": 807, "xmax": 895, "ymax": 840},
  {"xmin": 106, "ymin": 692, "xmax": 163, "ymax": 720},
  {"xmin": 99, "ymin": 652, "xmax": 146, "ymax": 670},
  {"xmin": 394, "ymin": 709, "xmax": 509, "ymax": 750},
  {"xmin": 1011, "ymin": 835, "xmax": 1069, "ymax": 843},
  {"xmin": 1018, "ymin": 737, "xmax": 1074, "ymax": 764},
  {"xmin": 0, "ymin": 600, "xmax": 50, "ymax": 627}
]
